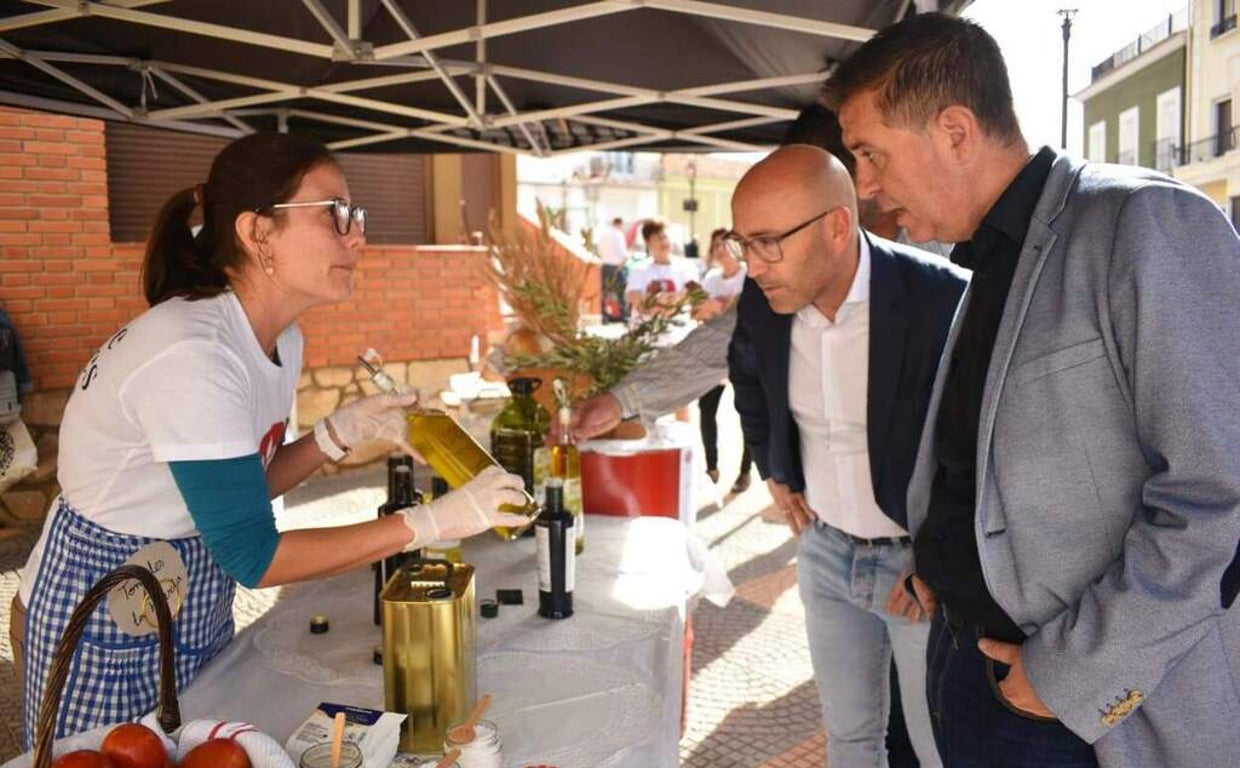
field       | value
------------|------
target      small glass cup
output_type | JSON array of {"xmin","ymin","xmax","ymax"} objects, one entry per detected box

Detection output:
[
  {"xmin": 443, "ymin": 718, "xmax": 503, "ymax": 768},
  {"xmin": 299, "ymin": 741, "xmax": 363, "ymax": 768}
]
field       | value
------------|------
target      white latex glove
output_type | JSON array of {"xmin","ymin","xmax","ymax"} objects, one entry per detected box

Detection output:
[
  {"xmin": 322, "ymin": 390, "xmax": 420, "ymax": 455},
  {"xmin": 401, "ymin": 466, "xmax": 532, "ymax": 549}
]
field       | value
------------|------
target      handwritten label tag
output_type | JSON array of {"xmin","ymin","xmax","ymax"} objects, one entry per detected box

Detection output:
[{"xmin": 107, "ymin": 541, "xmax": 188, "ymax": 637}]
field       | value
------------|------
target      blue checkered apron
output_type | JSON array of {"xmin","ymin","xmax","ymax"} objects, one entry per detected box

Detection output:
[{"xmin": 21, "ymin": 497, "xmax": 235, "ymax": 748}]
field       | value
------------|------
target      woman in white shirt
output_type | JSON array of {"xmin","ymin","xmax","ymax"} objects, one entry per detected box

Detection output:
[
  {"xmin": 14, "ymin": 132, "xmax": 528, "ymax": 745},
  {"xmin": 696, "ymin": 229, "xmax": 752, "ymax": 494}
]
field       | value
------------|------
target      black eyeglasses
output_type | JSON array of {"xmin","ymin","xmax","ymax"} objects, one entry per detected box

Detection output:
[
  {"xmin": 723, "ymin": 207, "xmax": 840, "ymax": 263},
  {"xmin": 259, "ymin": 198, "xmax": 367, "ymax": 236}
]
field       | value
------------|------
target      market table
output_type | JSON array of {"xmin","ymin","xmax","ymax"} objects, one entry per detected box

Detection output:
[{"xmin": 177, "ymin": 515, "xmax": 730, "ymax": 768}]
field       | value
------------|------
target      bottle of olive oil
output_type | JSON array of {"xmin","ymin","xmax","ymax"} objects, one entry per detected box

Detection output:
[
  {"xmin": 549, "ymin": 379, "xmax": 584, "ymax": 554},
  {"xmin": 489, "ymin": 377, "xmax": 550, "ymax": 537},
  {"xmin": 536, "ymin": 478, "xmax": 574, "ymax": 620},
  {"xmin": 374, "ymin": 458, "xmax": 421, "ymax": 625},
  {"xmin": 406, "ymin": 407, "xmax": 539, "ymax": 539}
]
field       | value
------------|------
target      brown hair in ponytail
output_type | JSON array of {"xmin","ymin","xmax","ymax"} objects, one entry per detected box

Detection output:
[{"xmin": 141, "ymin": 132, "xmax": 336, "ymax": 305}]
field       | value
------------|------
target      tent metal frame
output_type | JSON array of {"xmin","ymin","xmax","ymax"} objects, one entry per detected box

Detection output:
[{"xmin": 0, "ymin": 0, "xmax": 898, "ymax": 155}]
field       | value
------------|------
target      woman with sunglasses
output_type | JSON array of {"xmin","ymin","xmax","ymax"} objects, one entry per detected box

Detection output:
[{"xmin": 14, "ymin": 133, "xmax": 528, "ymax": 744}]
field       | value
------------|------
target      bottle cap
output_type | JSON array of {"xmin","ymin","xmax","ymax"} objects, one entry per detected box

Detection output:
[
  {"xmin": 431, "ymin": 474, "xmax": 450, "ymax": 499},
  {"xmin": 372, "ymin": 645, "xmax": 383, "ymax": 665},
  {"xmin": 309, "ymin": 614, "xmax": 329, "ymax": 634},
  {"xmin": 507, "ymin": 377, "xmax": 541, "ymax": 396},
  {"xmin": 496, "ymin": 588, "xmax": 524, "ymax": 605},
  {"xmin": 480, "ymin": 599, "xmax": 499, "ymax": 618}
]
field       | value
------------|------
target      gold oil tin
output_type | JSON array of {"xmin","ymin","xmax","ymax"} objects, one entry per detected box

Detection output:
[{"xmin": 381, "ymin": 559, "xmax": 477, "ymax": 754}]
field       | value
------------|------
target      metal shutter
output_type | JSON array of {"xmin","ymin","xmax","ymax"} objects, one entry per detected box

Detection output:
[{"xmin": 105, "ymin": 123, "xmax": 427, "ymax": 245}]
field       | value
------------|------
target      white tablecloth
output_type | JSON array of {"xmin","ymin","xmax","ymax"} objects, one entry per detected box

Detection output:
[{"xmin": 178, "ymin": 515, "xmax": 728, "ymax": 768}]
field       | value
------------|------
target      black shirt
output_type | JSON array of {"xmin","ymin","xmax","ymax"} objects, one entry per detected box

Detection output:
[{"xmin": 914, "ymin": 146, "xmax": 1056, "ymax": 643}]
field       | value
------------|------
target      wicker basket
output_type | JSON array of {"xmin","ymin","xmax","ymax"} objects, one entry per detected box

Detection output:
[{"xmin": 25, "ymin": 564, "xmax": 181, "ymax": 768}]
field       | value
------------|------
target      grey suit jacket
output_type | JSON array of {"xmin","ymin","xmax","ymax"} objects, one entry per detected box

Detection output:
[{"xmin": 908, "ymin": 150, "xmax": 1240, "ymax": 767}]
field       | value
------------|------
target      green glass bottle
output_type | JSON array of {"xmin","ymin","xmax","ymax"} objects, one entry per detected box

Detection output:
[{"xmin": 489, "ymin": 377, "xmax": 551, "ymax": 537}]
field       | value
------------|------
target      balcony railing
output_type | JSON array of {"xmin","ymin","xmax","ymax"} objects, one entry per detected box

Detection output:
[
  {"xmin": 1176, "ymin": 126, "xmax": 1238, "ymax": 165},
  {"xmin": 1091, "ymin": 8, "xmax": 1188, "ymax": 82},
  {"xmin": 1211, "ymin": 14, "xmax": 1237, "ymax": 39}
]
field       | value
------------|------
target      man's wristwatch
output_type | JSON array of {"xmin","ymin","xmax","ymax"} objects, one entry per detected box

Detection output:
[{"xmin": 313, "ymin": 418, "xmax": 349, "ymax": 462}]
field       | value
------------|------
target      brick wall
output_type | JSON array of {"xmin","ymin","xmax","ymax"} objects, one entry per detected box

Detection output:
[
  {"xmin": 0, "ymin": 106, "xmax": 514, "ymax": 529},
  {"xmin": 0, "ymin": 105, "xmax": 505, "ymax": 393}
]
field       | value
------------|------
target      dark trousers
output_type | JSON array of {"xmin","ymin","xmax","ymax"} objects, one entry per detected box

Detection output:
[
  {"xmin": 698, "ymin": 384, "xmax": 751, "ymax": 474},
  {"xmin": 927, "ymin": 611, "xmax": 1098, "ymax": 768}
]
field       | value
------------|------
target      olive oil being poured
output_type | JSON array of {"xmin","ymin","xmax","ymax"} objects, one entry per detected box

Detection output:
[
  {"xmin": 357, "ymin": 351, "xmax": 539, "ymax": 540},
  {"xmin": 406, "ymin": 408, "xmax": 540, "ymax": 540}
]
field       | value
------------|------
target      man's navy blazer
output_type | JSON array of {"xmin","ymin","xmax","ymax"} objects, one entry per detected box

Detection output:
[{"xmin": 728, "ymin": 233, "xmax": 967, "ymax": 530}]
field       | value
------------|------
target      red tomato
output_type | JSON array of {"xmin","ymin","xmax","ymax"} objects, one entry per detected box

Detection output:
[
  {"xmin": 178, "ymin": 738, "xmax": 252, "ymax": 768},
  {"xmin": 50, "ymin": 751, "xmax": 117, "ymax": 768},
  {"xmin": 101, "ymin": 723, "xmax": 168, "ymax": 768}
]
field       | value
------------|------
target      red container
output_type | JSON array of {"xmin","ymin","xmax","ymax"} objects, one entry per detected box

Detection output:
[{"xmin": 579, "ymin": 444, "xmax": 693, "ymax": 524}]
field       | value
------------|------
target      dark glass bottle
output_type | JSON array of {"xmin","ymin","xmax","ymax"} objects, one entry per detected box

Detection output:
[
  {"xmin": 536, "ymin": 478, "xmax": 574, "ymax": 620},
  {"xmin": 374, "ymin": 458, "xmax": 422, "ymax": 625},
  {"xmin": 490, "ymin": 377, "xmax": 550, "ymax": 499},
  {"xmin": 490, "ymin": 377, "xmax": 550, "ymax": 539}
]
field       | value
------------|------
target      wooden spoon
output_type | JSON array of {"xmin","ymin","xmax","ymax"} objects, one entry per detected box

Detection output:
[
  {"xmin": 447, "ymin": 693, "xmax": 493, "ymax": 744},
  {"xmin": 436, "ymin": 747, "xmax": 462, "ymax": 768},
  {"xmin": 330, "ymin": 711, "xmax": 346, "ymax": 768}
]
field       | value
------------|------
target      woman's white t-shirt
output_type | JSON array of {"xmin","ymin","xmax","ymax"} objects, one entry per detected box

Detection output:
[{"xmin": 19, "ymin": 292, "xmax": 301, "ymax": 601}]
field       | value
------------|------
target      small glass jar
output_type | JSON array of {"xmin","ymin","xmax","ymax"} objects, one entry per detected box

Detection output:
[
  {"xmin": 443, "ymin": 718, "xmax": 503, "ymax": 768},
  {"xmin": 299, "ymin": 741, "xmax": 363, "ymax": 768}
]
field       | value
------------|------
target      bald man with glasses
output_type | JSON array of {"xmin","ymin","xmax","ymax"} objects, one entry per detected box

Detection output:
[{"xmin": 728, "ymin": 145, "xmax": 966, "ymax": 767}]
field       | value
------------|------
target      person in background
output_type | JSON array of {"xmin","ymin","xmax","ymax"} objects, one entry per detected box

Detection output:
[
  {"xmin": 597, "ymin": 216, "xmax": 629, "ymax": 323},
  {"xmin": 13, "ymin": 132, "xmax": 529, "ymax": 746},
  {"xmin": 624, "ymin": 218, "xmax": 699, "ymax": 325},
  {"xmin": 826, "ymin": 12, "xmax": 1240, "ymax": 767},
  {"xmin": 729, "ymin": 145, "xmax": 964, "ymax": 768},
  {"xmin": 695, "ymin": 228, "xmax": 752, "ymax": 494}
]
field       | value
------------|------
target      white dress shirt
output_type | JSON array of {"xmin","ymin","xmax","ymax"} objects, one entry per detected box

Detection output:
[
  {"xmin": 787, "ymin": 237, "xmax": 908, "ymax": 539},
  {"xmin": 598, "ymin": 226, "xmax": 629, "ymax": 266}
]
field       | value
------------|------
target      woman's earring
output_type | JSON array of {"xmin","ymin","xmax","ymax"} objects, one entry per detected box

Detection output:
[{"xmin": 260, "ymin": 250, "xmax": 275, "ymax": 276}]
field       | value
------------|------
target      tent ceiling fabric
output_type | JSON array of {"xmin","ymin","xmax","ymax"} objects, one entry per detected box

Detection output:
[{"xmin": 0, "ymin": 0, "xmax": 966, "ymax": 154}]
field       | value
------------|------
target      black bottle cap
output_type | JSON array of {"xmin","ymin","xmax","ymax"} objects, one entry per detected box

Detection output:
[
  {"xmin": 496, "ymin": 588, "xmax": 524, "ymax": 605},
  {"xmin": 507, "ymin": 376, "xmax": 541, "ymax": 396},
  {"xmin": 431, "ymin": 474, "xmax": 450, "ymax": 499},
  {"xmin": 309, "ymin": 614, "xmax": 329, "ymax": 634},
  {"xmin": 480, "ymin": 599, "xmax": 499, "ymax": 618},
  {"xmin": 372, "ymin": 645, "xmax": 383, "ymax": 665}
]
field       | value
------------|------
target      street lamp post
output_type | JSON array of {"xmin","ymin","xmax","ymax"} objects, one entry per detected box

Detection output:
[{"xmin": 1059, "ymin": 9, "xmax": 1078, "ymax": 150}]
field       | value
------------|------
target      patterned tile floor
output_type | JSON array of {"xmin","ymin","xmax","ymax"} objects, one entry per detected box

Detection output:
[{"xmin": 0, "ymin": 386, "xmax": 829, "ymax": 766}]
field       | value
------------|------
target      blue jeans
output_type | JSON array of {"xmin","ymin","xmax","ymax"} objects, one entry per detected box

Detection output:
[
  {"xmin": 926, "ymin": 613, "xmax": 1098, "ymax": 768},
  {"xmin": 798, "ymin": 520, "xmax": 941, "ymax": 768}
]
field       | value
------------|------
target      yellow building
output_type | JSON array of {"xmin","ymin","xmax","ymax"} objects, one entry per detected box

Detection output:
[{"xmin": 1173, "ymin": 0, "xmax": 1240, "ymax": 224}]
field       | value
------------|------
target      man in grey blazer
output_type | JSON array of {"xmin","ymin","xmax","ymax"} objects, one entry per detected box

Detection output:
[{"xmin": 824, "ymin": 12, "xmax": 1240, "ymax": 768}]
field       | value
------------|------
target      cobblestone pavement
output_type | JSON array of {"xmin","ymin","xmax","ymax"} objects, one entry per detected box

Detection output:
[
  {"xmin": 678, "ymin": 386, "xmax": 826, "ymax": 767},
  {"xmin": 0, "ymin": 387, "xmax": 828, "ymax": 766}
]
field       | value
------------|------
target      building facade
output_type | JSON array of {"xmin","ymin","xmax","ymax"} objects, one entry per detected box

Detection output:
[
  {"xmin": 1075, "ymin": 9, "xmax": 1189, "ymax": 173},
  {"xmin": 1174, "ymin": 0, "xmax": 1240, "ymax": 223}
]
